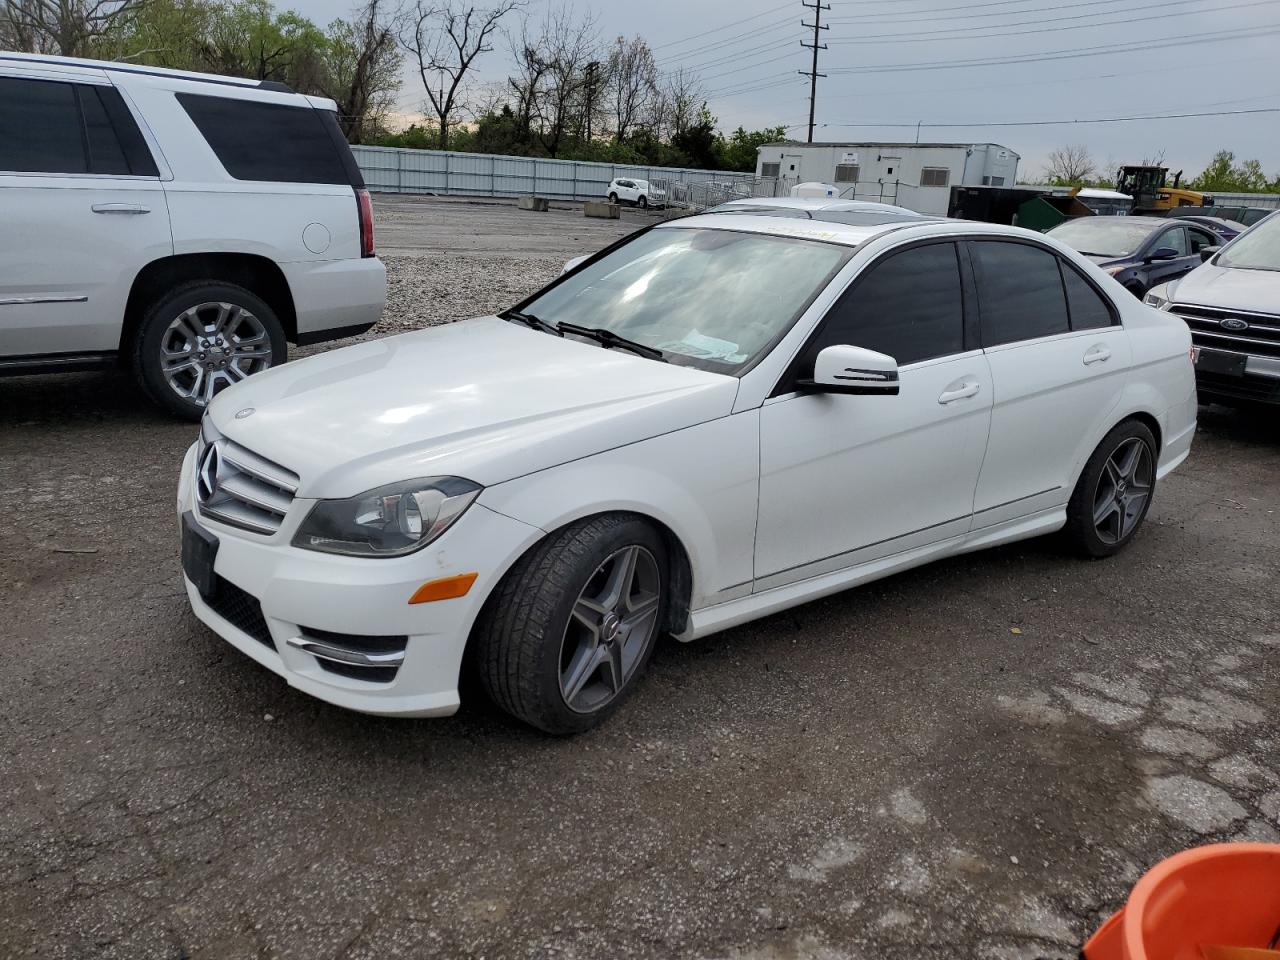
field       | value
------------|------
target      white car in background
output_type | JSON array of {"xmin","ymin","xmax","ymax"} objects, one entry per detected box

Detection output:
[
  {"xmin": 179, "ymin": 211, "xmax": 1195, "ymax": 734},
  {"xmin": 606, "ymin": 177, "xmax": 665, "ymax": 208},
  {"xmin": 0, "ymin": 53, "xmax": 386, "ymax": 420}
]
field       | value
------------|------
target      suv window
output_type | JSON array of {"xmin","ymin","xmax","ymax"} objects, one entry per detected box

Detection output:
[
  {"xmin": 177, "ymin": 93, "xmax": 355, "ymax": 184},
  {"xmin": 971, "ymin": 240, "xmax": 1070, "ymax": 346},
  {"xmin": 1156, "ymin": 227, "xmax": 1189, "ymax": 256},
  {"xmin": 1060, "ymin": 262, "xmax": 1115, "ymax": 330},
  {"xmin": 0, "ymin": 78, "xmax": 156, "ymax": 177},
  {"xmin": 802, "ymin": 241, "xmax": 965, "ymax": 369}
]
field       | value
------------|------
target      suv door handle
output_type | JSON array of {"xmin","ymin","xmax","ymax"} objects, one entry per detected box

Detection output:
[
  {"xmin": 91, "ymin": 203, "xmax": 150, "ymax": 215},
  {"xmin": 938, "ymin": 380, "xmax": 980, "ymax": 404},
  {"xmin": 1083, "ymin": 345, "xmax": 1112, "ymax": 365}
]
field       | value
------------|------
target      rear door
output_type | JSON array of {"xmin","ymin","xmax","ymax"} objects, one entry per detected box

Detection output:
[
  {"xmin": 0, "ymin": 69, "xmax": 171, "ymax": 359},
  {"xmin": 968, "ymin": 239, "xmax": 1132, "ymax": 528}
]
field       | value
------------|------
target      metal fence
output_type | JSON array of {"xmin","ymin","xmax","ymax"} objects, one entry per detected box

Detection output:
[
  {"xmin": 351, "ymin": 145, "xmax": 756, "ymax": 202},
  {"xmin": 1209, "ymin": 192, "xmax": 1280, "ymax": 209}
]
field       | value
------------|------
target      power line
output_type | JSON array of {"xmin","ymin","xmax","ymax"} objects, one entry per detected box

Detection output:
[
  {"xmin": 800, "ymin": 0, "xmax": 830, "ymax": 143},
  {"xmin": 825, "ymin": 0, "xmax": 1144, "ymax": 21},
  {"xmin": 651, "ymin": 1, "xmax": 793, "ymax": 51},
  {"xmin": 800, "ymin": 106, "xmax": 1280, "ymax": 130},
  {"xmin": 829, "ymin": 0, "xmax": 1280, "ymax": 44},
  {"xmin": 826, "ymin": 23, "xmax": 1280, "ymax": 73}
]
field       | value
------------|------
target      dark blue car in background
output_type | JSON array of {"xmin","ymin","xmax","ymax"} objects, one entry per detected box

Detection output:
[{"xmin": 1047, "ymin": 216, "xmax": 1220, "ymax": 297}]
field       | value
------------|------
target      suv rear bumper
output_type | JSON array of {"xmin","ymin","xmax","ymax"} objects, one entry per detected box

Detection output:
[{"xmin": 281, "ymin": 256, "xmax": 386, "ymax": 344}]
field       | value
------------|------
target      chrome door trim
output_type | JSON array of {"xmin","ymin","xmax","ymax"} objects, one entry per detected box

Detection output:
[{"xmin": 0, "ymin": 295, "xmax": 88, "ymax": 305}]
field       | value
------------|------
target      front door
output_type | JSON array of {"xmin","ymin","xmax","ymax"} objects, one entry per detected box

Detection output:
[
  {"xmin": 1144, "ymin": 225, "xmax": 1198, "ymax": 290},
  {"xmin": 0, "ymin": 71, "xmax": 171, "ymax": 359},
  {"xmin": 755, "ymin": 241, "xmax": 993, "ymax": 590}
]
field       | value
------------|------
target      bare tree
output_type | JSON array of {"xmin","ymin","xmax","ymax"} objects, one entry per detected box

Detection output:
[
  {"xmin": 401, "ymin": 0, "xmax": 520, "ymax": 150},
  {"xmin": 605, "ymin": 34, "xmax": 655, "ymax": 143},
  {"xmin": 530, "ymin": 3, "xmax": 597, "ymax": 157},
  {"xmin": 324, "ymin": 0, "xmax": 402, "ymax": 143},
  {"xmin": 2, "ymin": 0, "xmax": 142, "ymax": 55},
  {"xmin": 664, "ymin": 66, "xmax": 704, "ymax": 140},
  {"xmin": 1043, "ymin": 144, "xmax": 1097, "ymax": 185},
  {"xmin": 505, "ymin": 16, "xmax": 550, "ymax": 141}
]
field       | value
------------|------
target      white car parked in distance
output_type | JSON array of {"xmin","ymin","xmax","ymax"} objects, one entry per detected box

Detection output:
[
  {"xmin": 0, "ymin": 53, "xmax": 386, "ymax": 419},
  {"xmin": 178, "ymin": 211, "xmax": 1197, "ymax": 734},
  {"xmin": 606, "ymin": 177, "xmax": 665, "ymax": 208}
]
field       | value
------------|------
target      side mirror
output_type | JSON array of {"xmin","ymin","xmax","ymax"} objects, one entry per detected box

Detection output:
[
  {"xmin": 797, "ymin": 345, "xmax": 900, "ymax": 396},
  {"xmin": 1199, "ymin": 245, "xmax": 1221, "ymax": 263},
  {"xmin": 562, "ymin": 255, "xmax": 588, "ymax": 275},
  {"xmin": 1147, "ymin": 247, "xmax": 1180, "ymax": 262}
]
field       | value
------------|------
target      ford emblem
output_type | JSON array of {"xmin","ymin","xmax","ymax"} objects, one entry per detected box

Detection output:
[
  {"xmin": 235, "ymin": 407, "xmax": 255, "ymax": 419},
  {"xmin": 1219, "ymin": 318, "xmax": 1249, "ymax": 332}
]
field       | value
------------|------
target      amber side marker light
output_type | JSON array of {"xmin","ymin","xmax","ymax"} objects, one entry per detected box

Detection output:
[{"xmin": 408, "ymin": 573, "xmax": 478, "ymax": 604}]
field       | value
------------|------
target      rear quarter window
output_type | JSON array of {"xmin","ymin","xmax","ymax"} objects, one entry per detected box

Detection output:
[{"xmin": 176, "ymin": 93, "xmax": 358, "ymax": 185}]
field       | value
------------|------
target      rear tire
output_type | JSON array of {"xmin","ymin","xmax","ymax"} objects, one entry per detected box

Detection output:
[
  {"xmin": 608, "ymin": 192, "xmax": 618, "ymax": 204},
  {"xmin": 133, "ymin": 280, "xmax": 286, "ymax": 421},
  {"xmin": 1063, "ymin": 419, "xmax": 1158, "ymax": 558},
  {"xmin": 475, "ymin": 514, "xmax": 669, "ymax": 735},
  {"xmin": 638, "ymin": 195, "xmax": 648, "ymax": 209}
]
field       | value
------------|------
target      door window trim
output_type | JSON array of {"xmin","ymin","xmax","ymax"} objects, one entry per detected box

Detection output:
[{"xmin": 771, "ymin": 236, "xmax": 973, "ymax": 397}]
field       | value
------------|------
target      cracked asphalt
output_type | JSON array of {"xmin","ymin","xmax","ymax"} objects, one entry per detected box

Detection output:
[{"xmin": 2, "ymin": 202, "xmax": 1279, "ymax": 959}]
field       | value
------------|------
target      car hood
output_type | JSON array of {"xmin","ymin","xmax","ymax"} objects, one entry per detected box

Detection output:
[
  {"xmin": 206, "ymin": 317, "xmax": 738, "ymax": 497},
  {"xmin": 1167, "ymin": 261, "xmax": 1280, "ymax": 313}
]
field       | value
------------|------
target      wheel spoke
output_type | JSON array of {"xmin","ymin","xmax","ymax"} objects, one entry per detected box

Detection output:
[
  {"xmin": 162, "ymin": 355, "xmax": 197, "ymax": 374},
  {"xmin": 561, "ymin": 644, "xmax": 604, "ymax": 704},
  {"xmin": 601, "ymin": 641, "xmax": 624, "ymax": 694},
  {"xmin": 570, "ymin": 598, "xmax": 604, "ymax": 638},
  {"xmin": 182, "ymin": 366, "xmax": 204, "ymax": 399},
  {"xmin": 213, "ymin": 303, "xmax": 236, "ymax": 336},
  {"xmin": 597, "ymin": 545, "xmax": 639, "ymax": 613},
  {"xmin": 225, "ymin": 360, "xmax": 250, "ymax": 382},
  {"xmin": 1115, "ymin": 440, "xmax": 1142, "ymax": 480},
  {"xmin": 1094, "ymin": 496, "xmax": 1120, "ymax": 528}
]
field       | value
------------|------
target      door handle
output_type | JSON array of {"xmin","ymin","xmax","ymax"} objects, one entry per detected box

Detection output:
[
  {"xmin": 1083, "ymin": 345, "xmax": 1112, "ymax": 365},
  {"xmin": 938, "ymin": 381, "xmax": 980, "ymax": 404},
  {"xmin": 91, "ymin": 203, "xmax": 150, "ymax": 215}
]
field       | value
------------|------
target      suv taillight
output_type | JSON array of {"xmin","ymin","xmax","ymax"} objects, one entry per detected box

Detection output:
[{"xmin": 355, "ymin": 187, "xmax": 375, "ymax": 258}]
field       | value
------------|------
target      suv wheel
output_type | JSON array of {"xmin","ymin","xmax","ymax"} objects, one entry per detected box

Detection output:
[
  {"xmin": 133, "ymin": 281, "xmax": 286, "ymax": 420},
  {"xmin": 475, "ymin": 514, "xmax": 668, "ymax": 734},
  {"xmin": 1064, "ymin": 419, "xmax": 1157, "ymax": 558},
  {"xmin": 638, "ymin": 195, "xmax": 648, "ymax": 209},
  {"xmin": 608, "ymin": 192, "xmax": 618, "ymax": 203}
]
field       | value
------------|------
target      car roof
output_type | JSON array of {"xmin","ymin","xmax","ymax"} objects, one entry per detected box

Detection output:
[
  {"xmin": 717, "ymin": 196, "xmax": 916, "ymax": 214},
  {"xmin": 0, "ymin": 51, "xmax": 288, "ymax": 90},
  {"xmin": 657, "ymin": 212, "xmax": 1044, "ymax": 248}
]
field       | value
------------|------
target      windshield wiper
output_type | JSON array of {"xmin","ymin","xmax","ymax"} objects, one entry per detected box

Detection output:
[
  {"xmin": 557, "ymin": 322, "xmax": 668, "ymax": 362},
  {"xmin": 502, "ymin": 309, "xmax": 562, "ymax": 336}
]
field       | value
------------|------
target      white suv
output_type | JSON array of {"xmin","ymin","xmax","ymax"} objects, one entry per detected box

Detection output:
[
  {"xmin": 606, "ymin": 177, "xmax": 665, "ymax": 209},
  {"xmin": 0, "ymin": 53, "xmax": 386, "ymax": 419}
]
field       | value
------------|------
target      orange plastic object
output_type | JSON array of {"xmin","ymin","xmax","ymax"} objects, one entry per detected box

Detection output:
[
  {"xmin": 407, "ymin": 572, "xmax": 477, "ymax": 604},
  {"xmin": 1082, "ymin": 843, "xmax": 1280, "ymax": 960}
]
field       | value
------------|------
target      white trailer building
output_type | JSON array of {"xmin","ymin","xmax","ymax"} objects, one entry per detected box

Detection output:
[{"xmin": 754, "ymin": 141, "xmax": 1020, "ymax": 216}]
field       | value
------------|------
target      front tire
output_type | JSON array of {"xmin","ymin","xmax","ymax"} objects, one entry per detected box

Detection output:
[
  {"xmin": 608, "ymin": 192, "xmax": 618, "ymax": 204},
  {"xmin": 1064, "ymin": 419, "xmax": 1158, "ymax": 558},
  {"xmin": 133, "ymin": 280, "xmax": 286, "ymax": 421},
  {"xmin": 475, "ymin": 514, "xmax": 669, "ymax": 735},
  {"xmin": 638, "ymin": 195, "xmax": 648, "ymax": 209}
]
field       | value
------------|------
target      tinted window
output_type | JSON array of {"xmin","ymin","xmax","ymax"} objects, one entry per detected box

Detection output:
[
  {"xmin": 177, "ymin": 93, "xmax": 352, "ymax": 184},
  {"xmin": 805, "ymin": 242, "xmax": 965, "ymax": 368},
  {"xmin": 1188, "ymin": 228, "xmax": 1216, "ymax": 254},
  {"xmin": 1061, "ymin": 263, "xmax": 1114, "ymax": 331},
  {"xmin": 78, "ymin": 85, "xmax": 130, "ymax": 175},
  {"xmin": 1156, "ymin": 227, "xmax": 1188, "ymax": 256},
  {"xmin": 972, "ymin": 241, "xmax": 1070, "ymax": 346},
  {"xmin": 0, "ymin": 77, "xmax": 85, "ymax": 174}
]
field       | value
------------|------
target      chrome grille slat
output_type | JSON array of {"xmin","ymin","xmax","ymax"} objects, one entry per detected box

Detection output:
[
  {"xmin": 194, "ymin": 434, "xmax": 299, "ymax": 536},
  {"xmin": 1173, "ymin": 302, "xmax": 1280, "ymax": 358}
]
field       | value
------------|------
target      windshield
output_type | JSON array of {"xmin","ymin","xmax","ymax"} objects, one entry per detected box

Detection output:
[
  {"xmin": 1047, "ymin": 218, "xmax": 1159, "ymax": 257},
  {"xmin": 1218, "ymin": 213, "xmax": 1280, "ymax": 271},
  {"xmin": 517, "ymin": 227, "xmax": 849, "ymax": 373}
]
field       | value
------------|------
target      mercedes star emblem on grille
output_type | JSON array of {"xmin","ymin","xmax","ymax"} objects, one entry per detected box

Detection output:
[
  {"xmin": 235, "ymin": 407, "xmax": 255, "ymax": 419},
  {"xmin": 1219, "ymin": 318, "xmax": 1250, "ymax": 332},
  {"xmin": 197, "ymin": 441, "xmax": 221, "ymax": 503}
]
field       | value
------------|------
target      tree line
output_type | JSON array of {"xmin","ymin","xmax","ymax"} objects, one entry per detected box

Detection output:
[
  {"xmin": 1042, "ymin": 144, "xmax": 1280, "ymax": 194},
  {"xmin": 1, "ymin": 0, "xmax": 786, "ymax": 171}
]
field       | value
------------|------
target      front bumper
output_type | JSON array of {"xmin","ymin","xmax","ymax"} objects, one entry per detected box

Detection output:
[
  {"xmin": 1194, "ymin": 348, "xmax": 1280, "ymax": 404},
  {"xmin": 176, "ymin": 443, "xmax": 542, "ymax": 716}
]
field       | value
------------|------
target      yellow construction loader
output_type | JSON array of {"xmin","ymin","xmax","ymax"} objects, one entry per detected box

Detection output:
[{"xmin": 1115, "ymin": 165, "xmax": 1211, "ymax": 213}]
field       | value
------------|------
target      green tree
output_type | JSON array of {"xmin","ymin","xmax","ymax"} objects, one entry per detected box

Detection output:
[
  {"xmin": 1192, "ymin": 150, "xmax": 1280, "ymax": 193},
  {"xmin": 715, "ymin": 125, "xmax": 787, "ymax": 172}
]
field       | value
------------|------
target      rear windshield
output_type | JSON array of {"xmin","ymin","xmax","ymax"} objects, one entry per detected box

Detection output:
[{"xmin": 177, "ymin": 93, "xmax": 361, "ymax": 185}]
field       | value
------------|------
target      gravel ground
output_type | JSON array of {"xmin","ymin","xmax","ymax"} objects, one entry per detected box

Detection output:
[{"xmin": 1, "ymin": 201, "xmax": 1278, "ymax": 960}]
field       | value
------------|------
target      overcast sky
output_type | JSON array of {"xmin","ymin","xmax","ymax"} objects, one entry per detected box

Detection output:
[{"xmin": 298, "ymin": 0, "xmax": 1279, "ymax": 181}]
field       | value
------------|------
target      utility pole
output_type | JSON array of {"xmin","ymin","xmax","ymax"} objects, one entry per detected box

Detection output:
[
  {"xmin": 800, "ymin": 0, "xmax": 830, "ymax": 144},
  {"xmin": 584, "ymin": 61, "xmax": 600, "ymax": 142}
]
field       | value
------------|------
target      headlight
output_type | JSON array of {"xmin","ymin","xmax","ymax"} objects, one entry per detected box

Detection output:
[
  {"xmin": 293, "ymin": 477, "xmax": 482, "ymax": 558},
  {"xmin": 1144, "ymin": 284, "xmax": 1173, "ymax": 310}
]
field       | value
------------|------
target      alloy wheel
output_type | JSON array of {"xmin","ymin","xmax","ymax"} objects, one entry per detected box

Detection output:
[
  {"xmin": 160, "ymin": 302, "xmax": 273, "ymax": 406},
  {"xmin": 559, "ymin": 544, "xmax": 662, "ymax": 714},
  {"xmin": 1092, "ymin": 437, "xmax": 1153, "ymax": 544}
]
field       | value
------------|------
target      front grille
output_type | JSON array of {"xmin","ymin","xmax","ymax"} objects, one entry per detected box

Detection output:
[
  {"xmin": 195, "ymin": 431, "xmax": 299, "ymax": 536},
  {"xmin": 1172, "ymin": 303, "xmax": 1280, "ymax": 359},
  {"xmin": 207, "ymin": 575, "xmax": 274, "ymax": 649},
  {"xmin": 290, "ymin": 627, "xmax": 408, "ymax": 685}
]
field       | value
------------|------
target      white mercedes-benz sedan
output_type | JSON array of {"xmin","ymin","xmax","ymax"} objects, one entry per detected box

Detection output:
[{"xmin": 177, "ymin": 213, "xmax": 1197, "ymax": 734}]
